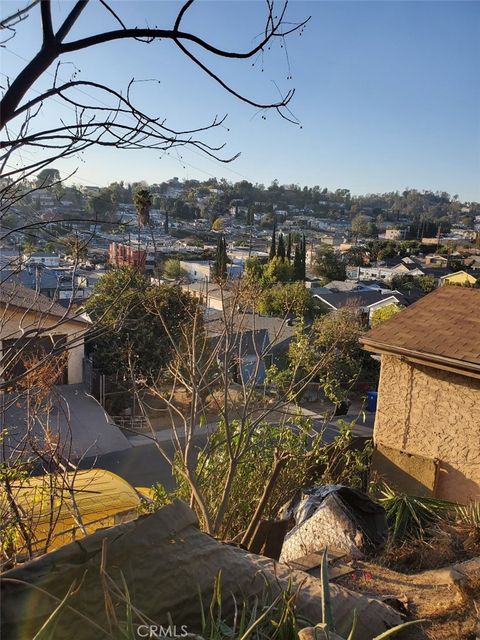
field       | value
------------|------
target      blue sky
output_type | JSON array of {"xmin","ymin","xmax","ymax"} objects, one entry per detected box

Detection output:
[{"xmin": 2, "ymin": 1, "xmax": 480, "ymax": 199}]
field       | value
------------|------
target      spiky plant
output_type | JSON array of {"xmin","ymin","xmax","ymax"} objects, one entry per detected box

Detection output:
[
  {"xmin": 379, "ymin": 484, "xmax": 457, "ymax": 543},
  {"xmin": 456, "ymin": 502, "xmax": 480, "ymax": 529}
]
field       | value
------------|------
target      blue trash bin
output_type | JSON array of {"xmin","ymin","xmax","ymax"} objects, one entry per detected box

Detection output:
[{"xmin": 367, "ymin": 391, "xmax": 378, "ymax": 412}]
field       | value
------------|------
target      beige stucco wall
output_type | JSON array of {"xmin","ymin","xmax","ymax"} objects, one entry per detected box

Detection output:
[
  {"xmin": 0, "ymin": 307, "xmax": 87, "ymax": 385},
  {"xmin": 374, "ymin": 355, "xmax": 480, "ymax": 503}
]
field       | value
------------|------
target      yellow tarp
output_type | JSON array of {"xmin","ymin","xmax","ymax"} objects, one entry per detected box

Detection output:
[{"xmin": 1, "ymin": 469, "xmax": 142, "ymax": 554}]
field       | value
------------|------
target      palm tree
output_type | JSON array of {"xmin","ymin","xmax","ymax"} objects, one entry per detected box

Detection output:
[{"xmin": 133, "ymin": 189, "xmax": 152, "ymax": 227}]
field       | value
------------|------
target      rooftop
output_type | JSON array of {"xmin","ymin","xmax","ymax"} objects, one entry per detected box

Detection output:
[
  {"xmin": 314, "ymin": 290, "xmax": 405, "ymax": 310},
  {"xmin": 0, "ymin": 280, "xmax": 90, "ymax": 325},
  {"xmin": 205, "ymin": 311, "xmax": 295, "ymax": 352},
  {"xmin": 360, "ymin": 286, "xmax": 480, "ymax": 376}
]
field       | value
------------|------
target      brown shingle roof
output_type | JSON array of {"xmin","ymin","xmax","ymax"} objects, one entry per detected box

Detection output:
[
  {"xmin": 360, "ymin": 286, "xmax": 480, "ymax": 375},
  {"xmin": 0, "ymin": 280, "xmax": 90, "ymax": 325}
]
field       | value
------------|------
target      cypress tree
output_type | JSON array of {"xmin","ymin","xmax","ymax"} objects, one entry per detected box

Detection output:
[
  {"xmin": 293, "ymin": 243, "xmax": 302, "ymax": 280},
  {"xmin": 221, "ymin": 236, "xmax": 227, "ymax": 280},
  {"xmin": 214, "ymin": 235, "xmax": 227, "ymax": 281},
  {"xmin": 286, "ymin": 233, "xmax": 292, "ymax": 261},
  {"xmin": 277, "ymin": 233, "xmax": 286, "ymax": 260},
  {"xmin": 164, "ymin": 210, "xmax": 169, "ymax": 234},
  {"xmin": 301, "ymin": 234, "xmax": 307, "ymax": 280},
  {"xmin": 269, "ymin": 217, "xmax": 277, "ymax": 260}
]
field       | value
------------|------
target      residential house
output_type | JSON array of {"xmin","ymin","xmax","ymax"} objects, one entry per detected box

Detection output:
[
  {"xmin": 23, "ymin": 252, "xmax": 60, "ymax": 268},
  {"xmin": 384, "ymin": 228, "xmax": 407, "ymax": 241},
  {"xmin": 180, "ymin": 260, "xmax": 212, "ymax": 282},
  {"xmin": 0, "ymin": 281, "xmax": 131, "ymax": 460},
  {"xmin": 348, "ymin": 259, "xmax": 424, "ymax": 282},
  {"xmin": 205, "ymin": 312, "xmax": 295, "ymax": 384},
  {"xmin": 313, "ymin": 290, "xmax": 405, "ymax": 325},
  {"xmin": 360, "ymin": 287, "xmax": 480, "ymax": 503},
  {"xmin": 1, "ymin": 266, "xmax": 59, "ymax": 299},
  {"xmin": 0, "ymin": 247, "xmax": 21, "ymax": 270},
  {"xmin": 180, "ymin": 281, "xmax": 235, "ymax": 312},
  {"xmin": 425, "ymin": 254, "xmax": 449, "ymax": 267},
  {"xmin": 0, "ymin": 280, "xmax": 90, "ymax": 385},
  {"xmin": 179, "ymin": 260, "xmax": 243, "ymax": 283},
  {"xmin": 439, "ymin": 270, "xmax": 478, "ymax": 287}
]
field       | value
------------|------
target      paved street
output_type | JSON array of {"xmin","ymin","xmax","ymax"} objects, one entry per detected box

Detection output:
[{"xmin": 80, "ymin": 406, "xmax": 374, "ymax": 491}]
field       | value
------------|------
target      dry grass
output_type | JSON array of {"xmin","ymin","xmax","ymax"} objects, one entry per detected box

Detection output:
[
  {"xmin": 380, "ymin": 524, "xmax": 480, "ymax": 573},
  {"xmin": 338, "ymin": 533, "xmax": 480, "ymax": 640}
]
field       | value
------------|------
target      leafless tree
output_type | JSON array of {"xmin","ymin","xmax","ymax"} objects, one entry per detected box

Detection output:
[
  {"xmin": 1, "ymin": 1, "xmax": 308, "ymax": 192},
  {"xmin": 127, "ymin": 278, "xmax": 338, "ymax": 538},
  {"xmin": 0, "ymin": 0, "xmax": 312, "ymax": 565}
]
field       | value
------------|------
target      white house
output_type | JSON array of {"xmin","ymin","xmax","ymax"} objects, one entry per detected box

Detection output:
[{"xmin": 23, "ymin": 252, "xmax": 61, "ymax": 268}]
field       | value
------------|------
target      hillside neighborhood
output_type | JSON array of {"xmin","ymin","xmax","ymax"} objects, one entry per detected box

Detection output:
[
  {"xmin": 1, "ymin": 1, "xmax": 480, "ymax": 639},
  {"xmin": 1, "ymin": 175, "xmax": 479, "ymax": 640}
]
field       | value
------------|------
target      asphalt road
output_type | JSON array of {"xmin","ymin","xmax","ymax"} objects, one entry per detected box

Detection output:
[
  {"xmin": 79, "ymin": 411, "xmax": 374, "ymax": 491},
  {"xmin": 80, "ymin": 433, "xmax": 208, "ymax": 491}
]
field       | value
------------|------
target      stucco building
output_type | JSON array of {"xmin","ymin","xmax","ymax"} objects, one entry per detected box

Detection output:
[
  {"xmin": 0, "ymin": 280, "xmax": 90, "ymax": 386},
  {"xmin": 360, "ymin": 286, "xmax": 480, "ymax": 503}
]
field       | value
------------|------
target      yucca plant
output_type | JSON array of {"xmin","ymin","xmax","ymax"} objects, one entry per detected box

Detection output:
[
  {"xmin": 379, "ymin": 484, "xmax": 457, "ymax": 543},
  {"xmin": 456, "ymin": 502, "xmax": 480, "ymax": 529}
]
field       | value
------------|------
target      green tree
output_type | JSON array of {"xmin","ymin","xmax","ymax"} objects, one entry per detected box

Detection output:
[
  {"xmin": 313, "ymin": 307, "xmax": 369, "ymax": 403},
  {"xmin": 342, "ymin": 246, "xmax": 365, "ymax": 267},
  {"xmin": 258, "ymin": 282, "xmax": 313, "ymax": 317},
  {"xmin": 377, "ymin": 242, "xmax": 397, "ymax": 260},
  {"xmin": 87, "ymin": 190, "xmax": 115, "ymax": 220},
  {"xmin": 301, "ymin": 235, "xmax": 307, "ymax": 280},
  {"xmin": 85, "ymin": 268, "xmax": 197, "ymax": 381},
  {"xmin": 371, "ymin": 303, "xmax": 402, "ymax": 327},
  {"xmin": 162, "ymin": 259, "xmax": 187, "ymax": 280},
  {"xmin": 62, "ymin": 235, "xmax": 87, "ymax": 261},
  {"xmin": 293, "ymin": 241, "xmax": 303, "ymax": 281},
  {"xmin": 313, "ymin": 247, "xmax": 346, "ymax": 282},
  {"xmin": 286, "ymin": 233, "xmax": 292, "ymax": 261},
  {"xmin": 246, "ymin": 206, "xmax": 255, "ymax": 226},
  {"xmin": 262, "ymin": 256, "xmax": 294, "ymax": 284},
  {"xmin": 36, "ymin": 168, "xmax": 60, "ymax": 188},
  {"xmin": 23, "ymin": 240, "xmax": 36, "ymax": 255},
  {"xmin": 213, "ymin": 236, "xmax": 227, "ymax": 282},
  {"xmin": 244, "ymin": 256, "xmax": 264, "ymax": 283},
  {"xmin": 277, "ymin": 233, "xmax": 286, "ymax": 260},
  {"xmin": 351, "ymin": 214, "xmax": 370, "ymax": 238},
  {"xmin": 269, "ymin": 217, "xmax": 277, "ymax": 259}
]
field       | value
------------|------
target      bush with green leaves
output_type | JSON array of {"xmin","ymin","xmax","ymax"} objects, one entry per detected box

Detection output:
[
  {"xmin": 85, "ymin": 267, "xmax": 198, "ymax": 383},
  {"xmin": 163, "ymin": 418, "xmax": 373, "ymax": 540}
]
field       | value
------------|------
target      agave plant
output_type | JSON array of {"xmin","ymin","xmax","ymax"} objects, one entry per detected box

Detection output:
[{"xmin": 379, "ymin": 484, "xmax": 457, "ymax": 543}]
